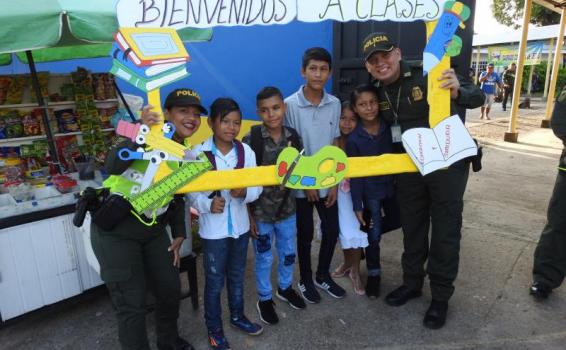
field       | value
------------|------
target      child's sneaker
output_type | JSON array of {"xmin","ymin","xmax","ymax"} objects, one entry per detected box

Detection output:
[
  {"xmin": 208, "ymin": 329, "xmax": 231, "ymax": 350},
  {"xmin": 276, "ymin": 286, "xmax": 306, "ymax": 309},
  {"xmin": 230, "ymin": 315, "xmax": 264, "ymax": 335},
  {"xmin": 297, "ymin": 280, "xmax": 321, "ymax": 304},
  {"xmin": 315, "ymin": 275, "xmax": 346, "ymax": 299},
  {"xmin": 256, "ymin": 299, "xmax": 279, "ymax": 325}
]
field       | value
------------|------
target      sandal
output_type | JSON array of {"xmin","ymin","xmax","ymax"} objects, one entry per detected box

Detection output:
[
  {"xmin": 331, "ymin": 263, "xmax": 351, "ymax": 278},
  {"xmin": 348, "ymin": 271, "xmax": 365, "ymax": 296}
]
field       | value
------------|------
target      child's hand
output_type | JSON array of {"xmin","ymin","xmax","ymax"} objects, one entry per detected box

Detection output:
[
  {"xmin": 249, "ymin": 218, "xmax": 258, "ymax": 239},
  {"xmin": 230, "ymin": 188, "xmax": 247, "ymax": 198},
  {"xmin": 140, "ymin": 105, "xmax": 162, "ymax": 126},
  {"xmin": 210, "ymin": 196, "xmax": 226, "ymax": 213},
  {"xmin": 305, "ymin": 189, "xmax": 319, "ymax": 202},
  {"xmin": 355, "ymin": 211, "xmax": 366, "ymax": 227},
  {"xmin": 325, "ymin": 186, "xmax": 338, "ymax": 208}
]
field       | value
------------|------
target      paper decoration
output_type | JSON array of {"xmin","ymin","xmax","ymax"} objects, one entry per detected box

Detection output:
[
  {"xmin": 130, "ymin": 157, "xmax": 212, "ymax": 213},
  {"xmin": 117, "ymin": 0, "xmax": 447, "ymax": 29},
  {"xmin": 115, "ymin": 27, "xmax": 189, "ymax": 65},
  {"xmin": 116, "ymin": 120, "xmax": 192, "ymax": 160},
  {"xmin": 275, "ymin": 145, "xmax": 348, "ymax": 189},
  {"xmin": 111, "ymin": 28, "xmax": 190, "ymax": 92},
  {"xmin": 401, "ymin": 115, "xmax": 477, "ymax": 175},
  {"xmin": 423, "ymin": 1, "xmax": 470, "ymax": 75}
]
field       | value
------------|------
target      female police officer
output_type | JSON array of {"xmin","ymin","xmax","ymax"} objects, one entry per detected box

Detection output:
[{"xmin": 90, "ymin": 89, "xmax": 206, "ymax": 350}]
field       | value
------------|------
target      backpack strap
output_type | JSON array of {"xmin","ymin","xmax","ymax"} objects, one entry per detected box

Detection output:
[
  {"xmin": 204, "ymin": 141, "xmax": 245, "ymax": 170},
  {"xmin": 250, "ymin": 125, "xmax": 264, "ymax": 165},
  {"xmin": 203, "ymin": 150, "xmax": 216, "ymax": 170},
  {"xmin": 284, "ymin": 126, "xmax": 301, "ymax": 149},
  {"xmin": 234, "ymin": 140, "xmax": 245, "ymax": 169}
]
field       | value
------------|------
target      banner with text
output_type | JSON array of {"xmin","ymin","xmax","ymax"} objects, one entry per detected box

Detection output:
[
  {"xmin": 487, "ymin": 42, "xmax": 543, "ymax": 67},
  {"xmin": 117, "ymin": 0, "xmax": 447, "ymax": 29}
]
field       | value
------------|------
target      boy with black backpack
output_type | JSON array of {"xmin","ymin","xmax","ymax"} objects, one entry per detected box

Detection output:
[{"xmin": 243, "ymin": 86, "xmax": 306, "ymax": 325}]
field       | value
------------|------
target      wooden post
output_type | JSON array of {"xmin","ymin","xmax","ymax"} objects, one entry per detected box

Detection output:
[
  {"xmin": 475, "ymin": 46, "xmax": 481, "ymax": 84},
  {"xmin": 543, "ymin": 37, "xmax": 554, "ymax": 99},
  {"xmin": 504, "ymin": 0, "xmax": 532, "ymax": 143},
  {"xmin": 541, "ymin": 7, "xmax": 566, "ymax": 129},
  {"xmin": 527, "ymin": 64, "xmax": 534, "ymax": 96}
]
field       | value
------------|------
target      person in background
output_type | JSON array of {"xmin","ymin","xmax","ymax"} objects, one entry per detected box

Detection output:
[
  {"xmin": 530, "ymin": 86, "xmax": 566, "ymax": 301},
  {"xmin": 479, "ymin": 63, "xmax": 502, "ymax": 120},
  {"xmin": 502, "ymin": 63, "xmax": 516, "ymax": 112},
  {"xmin": 189, "ymin": 98, "xmax": 263, "ymax": 350}
]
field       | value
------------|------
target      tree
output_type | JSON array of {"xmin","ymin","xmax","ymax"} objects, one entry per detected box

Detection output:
[{"xmin": 492, "ymin": 0, "xmax": 560, "ymax": 28}]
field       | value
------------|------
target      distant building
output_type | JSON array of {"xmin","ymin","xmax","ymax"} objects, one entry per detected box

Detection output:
[{"xmin": 472, "ymin": 24, "xmax": 566, "ymax": 73}]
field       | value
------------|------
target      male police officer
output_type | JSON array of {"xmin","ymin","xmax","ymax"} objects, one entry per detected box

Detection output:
[
  {"xmin": 530, "ymin": 86, "xmax": 566, "ymax": 300},
  {"xmin": 361, "ymin": 32, "xmax": 484, "ymax": 329}
]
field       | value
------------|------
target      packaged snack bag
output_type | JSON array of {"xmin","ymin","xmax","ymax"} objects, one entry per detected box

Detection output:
[
  {"xmin": 21, "ymin": 112, "xmax": 42, "ymax": 136},
  {"xmin": 54, "ymin": 108, "xmax": 80, "ymax": 133},
  {"xmin": 5, "ymin": 110, "xmax": 23, "ymax": 138}
]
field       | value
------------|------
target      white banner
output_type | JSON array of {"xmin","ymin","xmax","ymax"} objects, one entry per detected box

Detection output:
[
  {"xmin": 298, "ymin": 0, "xmax": 444, "ymax": 23},
  {"xmin": 117, "ymin": 0, "xmax": 446, "ymax": 29}
]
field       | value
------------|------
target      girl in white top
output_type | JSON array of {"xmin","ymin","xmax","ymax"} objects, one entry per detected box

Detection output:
[
  {"xmin": 333, "ymin": 102, "xmax": 368, "ymax": 295},
  {"xmin": 189, "ymin": 98, "xmax": 263, "ymax": 347}
]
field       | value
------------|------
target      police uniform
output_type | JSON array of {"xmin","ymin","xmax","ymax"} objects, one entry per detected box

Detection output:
[
  {"xmin": 532, "ymin": 86, "xmax": 566, "ymax": 294},
  {"xmin": 375, "ymin": 60, "xmax": 485, "ymax": 302},
  {"xmin": 90, "ymin": 89, "xmax": 206, "ymax": 350},
  {"xmin": 90, "ymin": 139, "xmax": 187, "ymax": 350}
]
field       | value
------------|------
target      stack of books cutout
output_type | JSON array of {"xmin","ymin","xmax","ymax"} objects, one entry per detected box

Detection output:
[{"xmin": 111, "ymin": 28, "xmax": 189, "ymax": 92}]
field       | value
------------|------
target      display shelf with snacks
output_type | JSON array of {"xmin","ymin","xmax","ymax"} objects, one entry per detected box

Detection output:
[
  {"xmin": 0, "ymin": 99, "xmax": 119, "ymax": 110},
  {"xmin": 0, "ymin": 68, "xmax": 122, "ymax": 229},
  {"xmin": 0, "ymin": 69, "xmax": 134, "ymax": 321}
]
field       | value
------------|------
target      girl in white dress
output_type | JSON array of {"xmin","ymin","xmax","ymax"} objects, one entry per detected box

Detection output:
[{"xmin": 332, "ymin": 102, "xmax": 368, "ymax": 295}]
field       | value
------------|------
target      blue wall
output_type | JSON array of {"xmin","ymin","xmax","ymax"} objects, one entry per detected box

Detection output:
[{"xmin": 0, "ymin": 21, "xmax": 333, "ymax": 122}]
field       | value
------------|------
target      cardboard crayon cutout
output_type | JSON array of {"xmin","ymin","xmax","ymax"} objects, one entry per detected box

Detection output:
[{"xmin": 109, "ymin": 0, "xmax": 476, "ymax": 207}]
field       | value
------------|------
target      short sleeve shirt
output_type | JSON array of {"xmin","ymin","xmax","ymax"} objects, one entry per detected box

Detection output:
[
  {"xmin": 284, "ymin": 85, "xmax": 341, "ymax": 198},
  {"xmin": 480, "ymin": 71, "xmax": 502, "ymax": 95}
]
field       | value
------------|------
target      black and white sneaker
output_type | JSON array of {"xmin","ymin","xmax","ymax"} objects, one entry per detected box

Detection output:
[
  {"xmin": 315, "ymin": 275, "xmax": 346, "ymax": 299},
  {"xmin": 297, "ymin": 281, "xmax": 321, "ymax": 304},
  {"xmin": 256, "ymin": 299, "xmax": 279, "ymax": 325},
  {"xmin": 276, "ymin": 286, "xmax": 306, "ymax": 310}
]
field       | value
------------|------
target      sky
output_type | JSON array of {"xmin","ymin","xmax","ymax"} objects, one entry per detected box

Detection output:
[{"xmin": 473, "ymin": 0, "xmax": 513, "ymax": 36}]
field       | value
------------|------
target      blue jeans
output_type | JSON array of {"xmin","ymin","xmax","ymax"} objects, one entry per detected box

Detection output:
[
  {"xmin": 253, "ymin": 215, "xmax": 297, "ymax": 301},
  {"xmin": 364, "ymin": 198, "xmax": 383, "ymax": 277},
  {"xmin": 202, "ymin": 232, "xmax": 249, "ymax": 332}
]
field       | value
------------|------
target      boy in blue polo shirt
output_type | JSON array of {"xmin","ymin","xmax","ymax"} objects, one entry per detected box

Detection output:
[
  {"xmin": 285, "ymin": 47, "xmax": 346, "ymax": 303},
  {"xmin": 479, "ymin": 63, "xmax": 503, "ymax": 120}
]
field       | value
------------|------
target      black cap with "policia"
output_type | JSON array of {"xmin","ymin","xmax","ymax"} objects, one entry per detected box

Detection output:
[
  {"xmin": 164, "ymin": 88, "xmax": 208, "ymax": 115},
  {"xmin": 362, "ymin": 32, "xmax": 396, "ymax": 61}
]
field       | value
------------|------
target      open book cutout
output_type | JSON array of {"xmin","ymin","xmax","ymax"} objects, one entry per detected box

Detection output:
[{"xmin": 401, "ymin": 115, "xmax": 477, "ymax": 175}]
